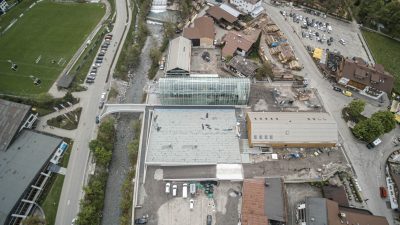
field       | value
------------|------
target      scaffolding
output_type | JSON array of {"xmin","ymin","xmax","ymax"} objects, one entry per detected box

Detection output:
[{"xmin": 158, "ymin": 77, "xmax": 251, "ymax": 105}]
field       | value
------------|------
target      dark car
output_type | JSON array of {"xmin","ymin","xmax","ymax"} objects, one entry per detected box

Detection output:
[
  {"xmin": 207, "ymin": 215, "xmax": 212, "ymax": 225},
  {"xmin": 134, "ymin": 218, "xmax": 148, "ymax": 224},
  {"xmin": 333, "ymin": 86, "xmax": 342, "ymax": 92},
  {"xmin": 95, "ymin": 116, "xmax": 100, "ymax": 124}
]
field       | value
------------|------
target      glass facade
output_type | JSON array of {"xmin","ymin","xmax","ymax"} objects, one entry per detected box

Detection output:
[{"xmin": 158, "ymin": 77, "xmax": 251, "ymax": 105}]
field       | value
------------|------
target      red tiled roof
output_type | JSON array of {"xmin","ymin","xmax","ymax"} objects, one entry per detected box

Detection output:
[
  {"xmin": 242, "ymin": 179, "xmax": 268, "ymax": 225},
  {"xmin": 222, "ymin": 30, "xmax": 260, "ymax": 57}
]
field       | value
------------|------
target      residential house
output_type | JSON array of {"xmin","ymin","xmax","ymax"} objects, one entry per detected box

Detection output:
[
  {"xmin": 221, "ymin": 29, "xmax": 261, "ymax": 59},
  {"xmin": 230, "ymin": 0, "xmax": 264, "ymax": 17},
  {"xmin": 183, "ymin": 16, "xmax": 215, "ymax": 48}
]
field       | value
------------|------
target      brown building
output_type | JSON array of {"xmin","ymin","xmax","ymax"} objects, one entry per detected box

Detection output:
[
  {"xmin": 222, "ymin": 29, "xmax": 261, "ymax": 58},
  {"xmin": 206, "ymin": 5, "xmax": 238, "ymax": 26},
  {"xmin": 242, "ymin": 178, "xmax": 287, "ymax": 225},
  {"xmin": 246, "ymin": 112, "xmax": 338, "ymax": 148},
  {"xmin": 228, "ymin": 55, "xmax": 259, "ymax": 77},
  {"xmin": 183, "ymin": 16, "xmax": 215, "ymax": 48},
  {"xmin": 337, "ymin": 57, "xmax": 394, "ymax": 94},
  {"xmin": 298, "ymin": 197, "xmax": 389, "ymax": 225}
]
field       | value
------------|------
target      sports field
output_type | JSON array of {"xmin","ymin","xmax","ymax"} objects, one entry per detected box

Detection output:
[{"xmin": 0, "ymin": 1, "xmax": 105, "ymax": 96}]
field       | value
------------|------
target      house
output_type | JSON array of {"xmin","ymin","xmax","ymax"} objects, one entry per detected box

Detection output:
[
  {"xmin": 228, "ymin": 55, "xmax": 259, "ymax": 77},
  {"xmin": 230, "ymin": 0, "xmax": 264, "ymax": 17},
  {"xmin": 242, "ymin": 178, "xmax": 287, "ymax": 225},
  {"xmin": 0, "ymin": 0, "xmax": 8, "ymax": 13},
  {"xmin": 222, "ymin": 29, "xmax": 261, "ymax": 58},
  {"xmin": 206, "ymin": 5, "xmax": 238, "ymax": 27},
  {"xmin": 246, "ymin": 112, "xmax": 338, "ymax": 148},
  {"xmin": 297, "ymin": 197, "xmax": 389, "ymax": 225},
  {"xmin": 165, "ymin": 36, "xmax": 191, "ymax": 76},
  {"xmin": 336, "ymin": 57, "xmax": 394, "ymax": 94},
  {"xmin": 183, "ymin": 16, "xmax": 215, "ymax": 48}
]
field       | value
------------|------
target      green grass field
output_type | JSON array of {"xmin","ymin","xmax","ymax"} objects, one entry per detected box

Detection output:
[
  {"xmin": 0, "ymin": 1, "xmax": 105, "ymax": 96},
  {"xmin": 362, "ymin": 30, "xmax": 400, "ymax": 94}
]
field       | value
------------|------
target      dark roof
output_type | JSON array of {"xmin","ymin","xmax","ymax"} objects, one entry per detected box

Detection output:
[
  {"xmin": 242, "ymin": 179, "xmax": 268, "ymax": 225},
  {"xmin": 0, "ymin": 99, "xmax": 31, "ymax": 152},
  {"xmin": 162, "ymin": 165, "xmax": 216, "ymax": 179},
  {"xmin": 57, "ymin": 74, "xmax": 75, "ymax": 88},
  {"xmin": 306, "ymin": 197, "xmax": 328, "ymax": 225},
  {"xmin": 264, "ymin": 177, "xmax": 287, "ymax": 222},
  {"xmin": 322, "ymin": 185, "xmax": 349, "ymax": 207},
  {"xmin": 228, "ymin": 55, "xmax": 259, "ymax": 77},
  {"xmin": 206, "ymin": 6, "xmax": 238, "ymax": 24},
  {"xmin": 183, "ymin": 16, "xmax": 215, "ymax": 40},
  {"xmin": 306, "ymin": 197, "xmax": 389, "ymax": 225},
  {"xmin": 0, "ymin": 130, "xmax": 63, "ymax": 224},
  {"xmin": 340, "ymin": 58, "xmax": 394, "ymax": 93}
]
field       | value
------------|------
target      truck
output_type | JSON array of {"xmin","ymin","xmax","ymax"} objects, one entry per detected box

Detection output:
[{"xmin": 380, "ymin": 186, "xmax": 387, "ymax": 198}]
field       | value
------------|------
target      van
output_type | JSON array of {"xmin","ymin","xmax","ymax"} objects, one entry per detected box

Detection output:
[
  {"xmin": 172, "ymin": 185, "xmax": 177, "ymax": 196},
  {"xmin": 165, "ymin": 183, "xmax": 170, "ymax": 194},
  {"xmin": 182, "ymin": 183, "xmax": 188, "ymax": 199},
  {"xmin": 190, "ymin": 183, "xmax": 196, "ymax": 195}
]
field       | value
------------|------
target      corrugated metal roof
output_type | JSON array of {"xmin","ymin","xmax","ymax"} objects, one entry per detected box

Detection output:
[
  {"xmin": 220, "ymin": 3, "xmax": 241, "ymax": 17},
  {"xmin": 247, "ymin": 112, "xmax": 338, "ymax": 144},
  {"xmin": 264, "ymin": 177, "xmax": 286, "ymax": 222},
  {"xmin": 0, "ymin": 99, "xmax": 31, "ymax": 152},
  {"xmin": 166, "ymin": 36, "xmax": 192, "ymax": 73}
]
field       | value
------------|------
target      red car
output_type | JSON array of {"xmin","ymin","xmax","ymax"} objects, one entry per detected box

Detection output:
[{"xmin": 380, "ymin": 187, "xmax": 387, "ymax": 198}]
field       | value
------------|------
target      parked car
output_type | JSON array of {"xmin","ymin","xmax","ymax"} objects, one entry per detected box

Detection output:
[
  {"xmin": 380, "ymin": 186, "xmax": 388, "ymax": 198},
  {"xmin": 342, "ymin": 90, "xmax": 352, "ymax": 97},
  {"xmin": 165, "ymin": 183, "xmax": 170, "ymax": 194},
  {"xmin": 172, "ymin": 184, "xmax": 177, "ymax": 196},
  {"xmin": 95, "ymin": 116, "xmax": 100, "ymax": 124},
  {"xmin": 134, "ymin": 218, "xmax": 148, "ymax": 224},
  {"xmin": 190, "ymin": 199, "xmax": 194, "ymax": 210},
  {"xmin": 333, "ymin": 86, "xmax": 342, "ymax": 92},
  {"xmin": 182, "ymin": 183, "xmax": 188, "ymax": 198},
  {"xmin": 207, "ymin": 215, "xmax": 212, "ymax": 225},
  {"xmin": 367, "ymin": 138, "xmax": 382, "ymax": 149}
]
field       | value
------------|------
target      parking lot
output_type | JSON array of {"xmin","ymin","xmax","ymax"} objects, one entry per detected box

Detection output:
[
  {"xmin": 277, "ymin": 6, "xmax": 371, "ymax": 63},
  {"xmin": 135, "ymin": 166, "xmax": 241, "ymax": 225}
]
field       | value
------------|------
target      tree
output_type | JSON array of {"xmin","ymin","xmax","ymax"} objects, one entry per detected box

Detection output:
[
  {"xmin": 347, "ymin": 99, "xmax": 366, "ymax": 118},
  {"xmin": 371, "ymin": 111, "xmax": 396, "ymax": 133},
  {"xmin": 93, "ymin": 146, "xmax": 112, "ymax": 166},
  {"xmin": 22, "ymin": 216, "xmax": 45, "ymax": 225},
  {"xmin": 164, "ymin": 22, "xmax": 175, "ymax": 40},
  {"xmin": 353, "ymin": 117, "xmax": 384, "ymax": 142},
  {"xmin": 149, "ymin": 47, "xmax": 161, "ymax": 67},
  {"xmin": 255, "ymin": 62, "xmax": 273, "ymax": 80}
]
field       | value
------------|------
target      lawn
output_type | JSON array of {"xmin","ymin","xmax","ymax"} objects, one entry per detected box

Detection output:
[
  {"xmin": 0, "ymin": 1, "xmax": 105, "ymax": 96},
  {"xmin": 362, "ymin": 30, "xmax": 400, "ymax": 94},
  {"xmin": 40, "ymin": 140, "xmax": 73, "ymax": 225}
]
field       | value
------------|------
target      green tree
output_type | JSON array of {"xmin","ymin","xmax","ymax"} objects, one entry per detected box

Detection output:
[
  {"xmin": 347, "ymin": 99, "xmax": 366, "ymax": 118},
  {"xmin": 255, "ymin": 62, "xmax": 273, "ymax": 80},
  {"xmin": 92, "ymin": 146, "xmax": 112, "ymax": 166},
  {"xmin": 164, "ymin": 22, "xmax": 176, "ymax": 40},
  {"xmin": 353, "ymin": 117, "xmax": 384, "ymax": 142},
  {"xmin": 371, "ymin": 110, "xmax": 396, "ymax": 133},
  {"xmin": 22, "ymin": 216, "xmax": 46, "ymax": 225},
  {"xmin": 149, "ymin": 47, "xmax": 162, "ymax": 67}
]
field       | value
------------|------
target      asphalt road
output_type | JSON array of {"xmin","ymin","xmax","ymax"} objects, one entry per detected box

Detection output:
[
  {"xmin": 264, "ymin": 1, "xmax": 398, "ymax": 223},
  {"xmin": 54, "ymin": 0, "xmax": 131, "ymax": 224}
]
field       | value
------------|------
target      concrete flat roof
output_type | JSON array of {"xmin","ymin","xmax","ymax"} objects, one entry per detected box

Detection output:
[
  {"xmin": 247, "ymin": 112, "xmax": 338, "ymax": 145},
  {"xmin": 0, "ymin": 130, "xmax": 62, "ymax": 224},
  {"xmin": 0, "ymin": 99, "xmax": 31, "ymax": 151},
  {"xmin": 146, "ymin": 108, "xmax": 241, "ymax": 165}
]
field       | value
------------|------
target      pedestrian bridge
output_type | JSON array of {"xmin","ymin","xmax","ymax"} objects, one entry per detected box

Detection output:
[{"xmin": 99, "ymin": 104, "xmax": 147, "ymax": 119}]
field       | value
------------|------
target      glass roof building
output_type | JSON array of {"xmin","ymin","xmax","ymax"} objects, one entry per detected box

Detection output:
[{"xmin": 158, "ymin": 77, "xmax": 251, "ymax": 105}]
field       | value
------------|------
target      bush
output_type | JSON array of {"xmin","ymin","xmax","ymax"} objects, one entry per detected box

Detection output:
[{"xmin": 352, "ymin": 117, "xmax": 384, "ymax": 142}]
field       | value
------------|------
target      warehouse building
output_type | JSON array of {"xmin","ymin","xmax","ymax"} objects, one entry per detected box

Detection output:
[
  {"xmin": 246, "ymin": 112, "xmax": 338, "ymax": 148},
  {"xmin": 183, "ymin": 16, "xmax": 215, "ymax": 48},
  {"xmin": 158, "ymin": 77, "xmax": 251, "ymax": 105},
  {"xmin": 166, "ymin": 36, "xmax": 192, "ymax": 76}
]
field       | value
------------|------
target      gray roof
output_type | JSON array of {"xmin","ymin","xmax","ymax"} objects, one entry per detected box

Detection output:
[
  {"xmin": 0, "ymin": 130, "xmax": 62, "ymax": 224},
  {"xmin": 0, "ymin": 99, "xmax": 31, "ymax": 151},
  {"xmin": 162, "ymin": 165, "xmax": 216, "ymax": 179},
  {"xmin": 247, "ymin": 112, "xmax": 338, "ymax": 145},
  {"xmin": 146, "ymin": 108, "xmax": 241, "ymax": 165},
  {"xmin": 264, "ymin": 177, "xmax": 286, "ymax": 222},
  {"xmin": 228, "ymin": 55, "xmax": 259, "ymax": 77},
  {"xmin": 306, "ymin": 197, "xmax": 328, "ymax": 225},
  {"xmin": 57, "ymin": 74, "xmax": 75, "ymax": 89},
  {"xmin": 166, "ymin": 36, "xmax": 192, "ymax": 73},
  {"xmin": 220, "ymin": 3, "xmax": 241, "ymax": 17}
]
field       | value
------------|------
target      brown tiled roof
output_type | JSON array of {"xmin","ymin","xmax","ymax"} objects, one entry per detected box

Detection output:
[
  {"xmin": 326, "ymin": 198, "xmax": 389, "ymax": 225},
  {"xmin": 340, "ymin": 58, "xmax": 394, "ymax": 93},
  {"xmin": 242, "ymin": 179, "xmax": 268, "ymax": 225},
  {"xmin": 206, "ymin": 6, "xmax": 237, "ymax": 24},
  {"xmin": 183, "ymin": 16, "xmax": 215, "ymax": 40},
  {"xmin": 222, "ymin": 30, "xmax": 260, "ymax": 57}
]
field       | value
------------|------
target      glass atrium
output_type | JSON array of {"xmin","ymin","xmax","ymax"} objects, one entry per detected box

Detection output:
[{"xmin": 158, "ymin": 77, "xmax": 251, "ymax": 105}]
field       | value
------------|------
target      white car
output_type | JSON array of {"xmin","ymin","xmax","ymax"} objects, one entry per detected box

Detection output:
[
  {"xmin": 190, "ymin": 199, "xmax": 194, "ymax": 210},
  {"xmin": 165, "ymin": 183, "xmax": 171, "ymax": 194},
  {"xmin": 172, "ymin": 184, "xmax": 177, "ymax": 196}
]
